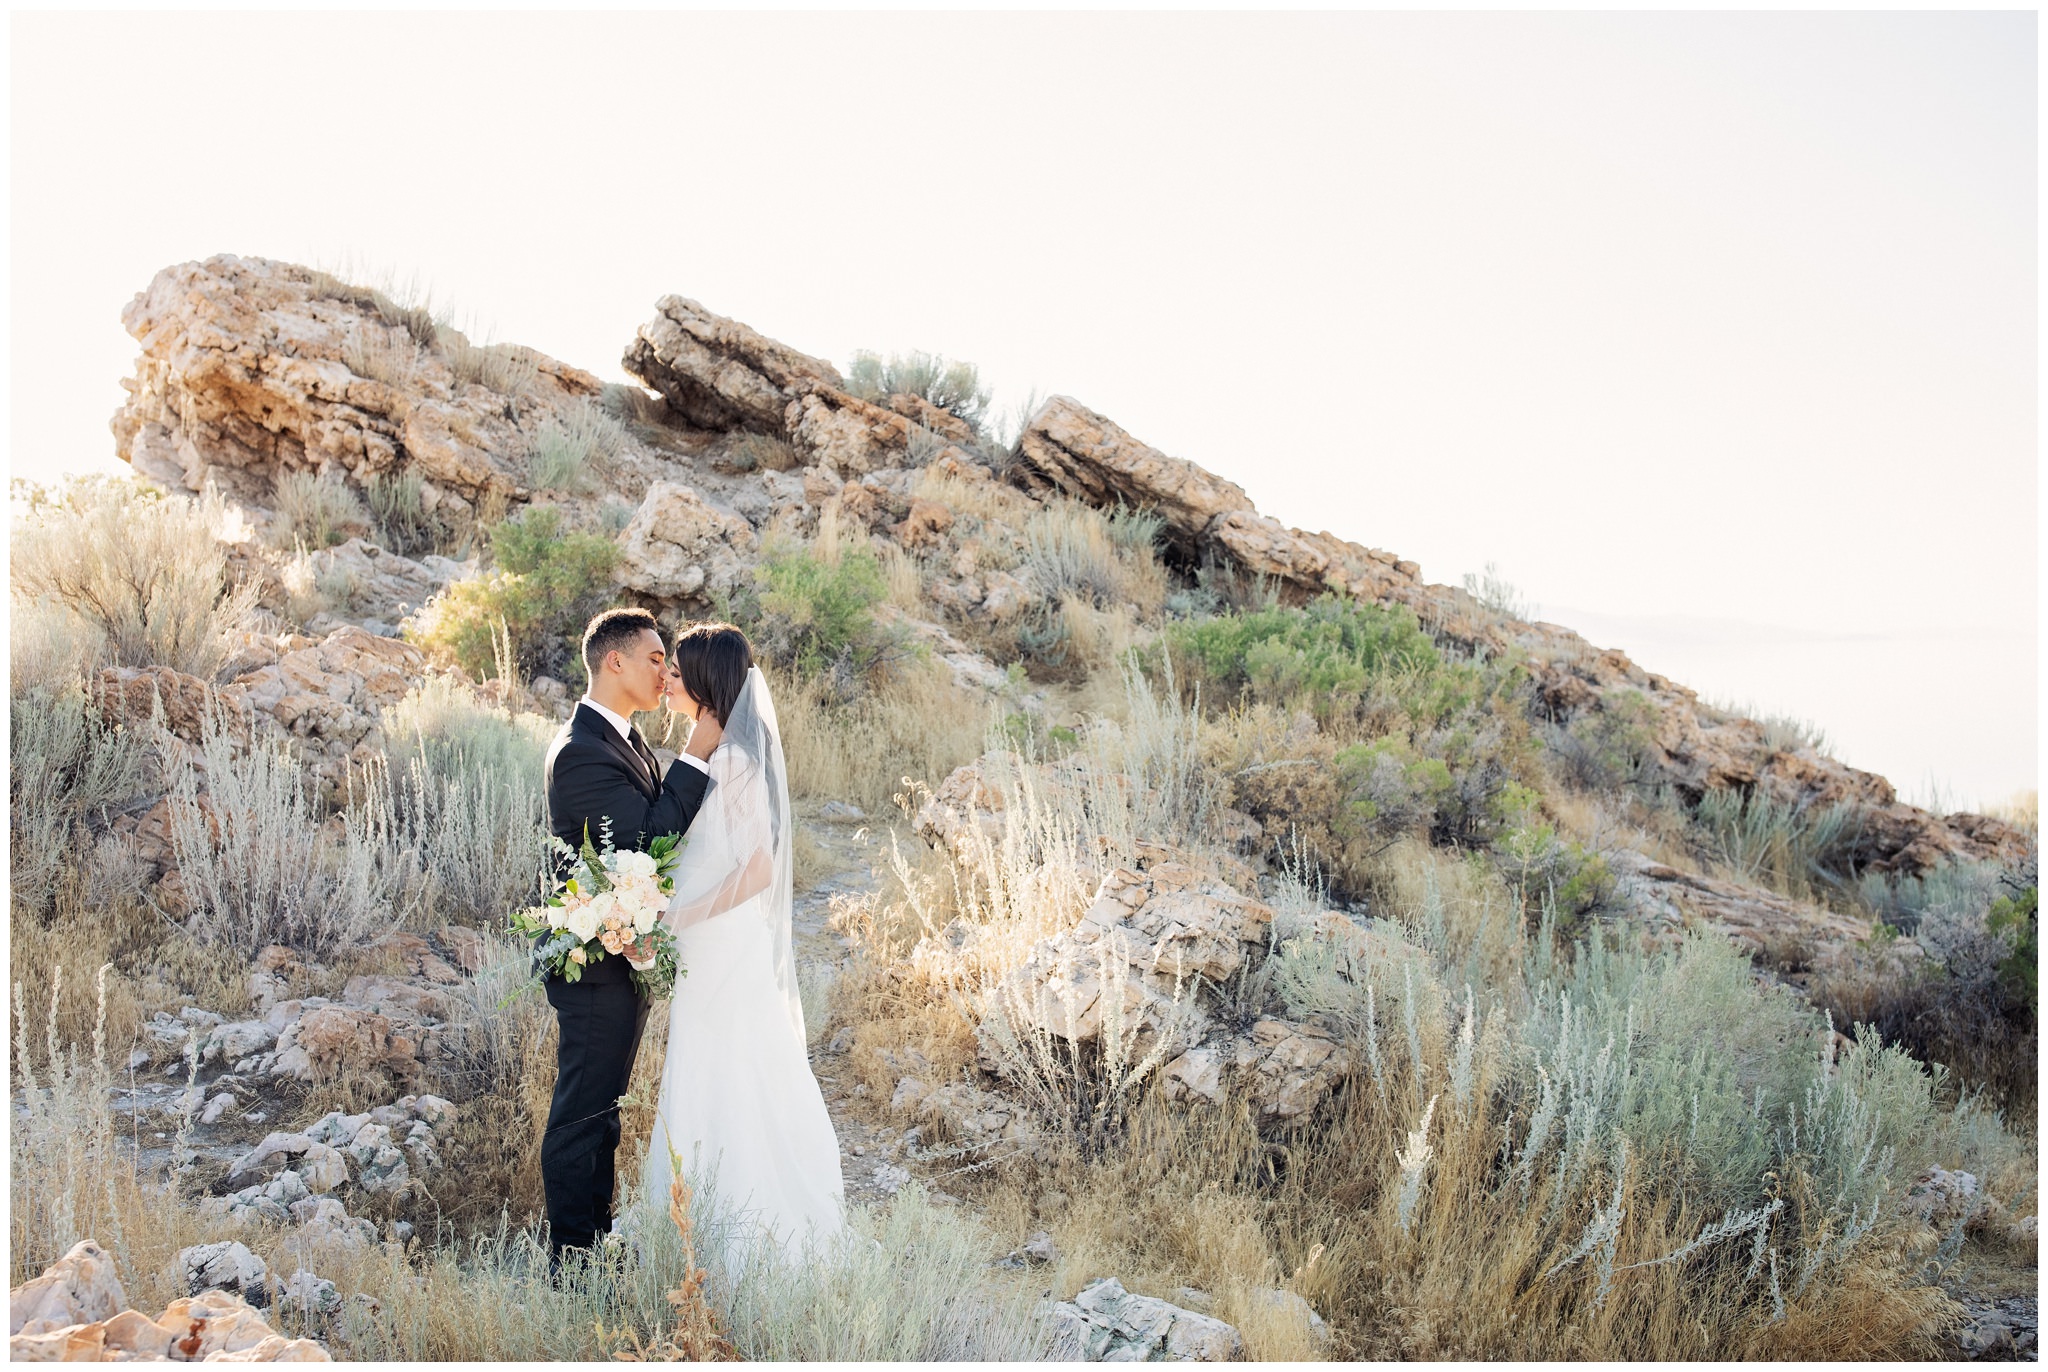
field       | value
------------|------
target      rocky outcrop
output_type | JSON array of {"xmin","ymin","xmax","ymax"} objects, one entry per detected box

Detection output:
[
  {"xmin": 623, "ymin": 295, "xmax": 842, "ymax": 432},
  {"xmin": 1611, "ymin": 849, "xmax": 1884, "ymax": 977},
  {"xmin": 112, "ymin": 255, "xmax": 603, "ymax": 519},
  {"xmin": 1007, "ymin": 394, "xmax": 2024, "ymax": 879},
  {"xmin": 614, "ymin": 481, "xmax": 759, "ymax": 602},
  {"xmin": 785, "ymin": 386, "xmax": 977, "ymax": 476},
  {"xmin": 10, "ymin": 1242, "xmax": 328, "ymax": 1361},
  {"xmin": 228, "ymin": 627, "xmax": 427, "ymax": 789},
  {"xmin": 1523, "ymin": 642, "xmax": 2033, "ymax": 876}
]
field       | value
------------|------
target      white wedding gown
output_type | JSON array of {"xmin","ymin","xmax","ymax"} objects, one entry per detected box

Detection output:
[{"xmin": 638, "ymin": 667, "xmax": 845, "ymax": 1265}]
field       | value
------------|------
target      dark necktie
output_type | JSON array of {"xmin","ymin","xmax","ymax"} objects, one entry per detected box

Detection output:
[{"xmin": 629, "ymin": 728, "xmax": 661, "ymax": 787}]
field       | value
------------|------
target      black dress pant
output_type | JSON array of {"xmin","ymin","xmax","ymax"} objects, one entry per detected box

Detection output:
[{"xmin": 540, "ymin": 961, "xmax": 650, "ymax": 1257}]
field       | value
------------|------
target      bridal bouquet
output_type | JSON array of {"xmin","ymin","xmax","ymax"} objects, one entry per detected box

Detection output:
[{"xmin": 510, "ymin": 826, "xmax": 686, "ymax": 999}]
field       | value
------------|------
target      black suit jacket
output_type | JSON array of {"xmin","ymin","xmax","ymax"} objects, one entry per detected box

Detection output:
[{"xmin": 544, "ymin": 702, "xmax": 710, "ymax": 864}]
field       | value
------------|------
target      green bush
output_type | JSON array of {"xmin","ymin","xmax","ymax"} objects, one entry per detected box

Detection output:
[
  {"xmin": 728, "ymin": 543, "xmax": 894, "ymax": 683},
  {"xmin": 403, "ymin": 507, "xmax": 618, "ymax": 681},
  {"xmin": 1333, "ymin": 736, "xmax": 1455, "ymax": 850},
  {"xmin": 1544, "ymin": 688, "xmax": 1661, "ymax": 792},
  {"xmin": 1165, "ymin": 594, "xmax": 1443, "ymax": 720}
]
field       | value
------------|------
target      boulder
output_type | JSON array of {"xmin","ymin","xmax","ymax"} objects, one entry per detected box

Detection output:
[
  {"xmin": 203, "ymin": 1019, "xmax": 280, "ymax": 1067},
  {"xmin": 10, "ymin": 1241, "xmax": 126, "ymax": 1337},
  {"xmin": 277, "ymin": 1272, "xmax": 341, "ymax": 1320},
  {"xmin": 623, "ymin": 295, "xmax": 841, "ymax": 432},
  {"xmin": 786, "ymin": 386, "xmax": 975, "ymax": 477},
  {"xmin": 1015, "ymin": 397, "xmax": 1257, "ymax": 558},
  {"xmin": 341, "ymin": 976, "xmax": 451, "ymax": 1024},
  {"xmin": 177, "ymin": 1241, "xmax": 270, "ymax": 1303},
  {"xmin": 295, "ymin": 538, "xmax": 474, "ymax": 626},
  {"xmin": 1243, "ymin": 1019, "xmax": 1351, "ymax": 1120},
  {"xmin": 1047, "ymin": 1278, "xmax": 1242, "ymax": 1362},
  {"xmin": 112, "ymin": 253, "xmax": 595, "ymax": 512},
  {"xmin": 271, "ymin": 1006, "xmax": 417, "ymax": 1085},
  {"xmin": 614, "ymin": 481, "xmax": 758, "ymax": 602}
]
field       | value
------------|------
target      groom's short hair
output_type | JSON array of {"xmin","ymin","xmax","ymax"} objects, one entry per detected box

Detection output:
[{"xmin": 581, "ymin": 607, "xmax": 661, "ymax": 683}]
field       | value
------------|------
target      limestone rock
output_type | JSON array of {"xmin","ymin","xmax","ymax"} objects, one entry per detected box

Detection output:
[
  {"xmin": 614, "ymin": 481, "xmax": 758, "ymax": 602},
  {"xmin": 178, "ymin": 1241, "xmax": 270, "ymax": 1303},
  {"xmin": 95, "ymin": 666, "xmax": 247, "ymax": 748},
  {"xmin": 1046, "ymin": 1278, "xmax": 1242, "ymax": 1362},
  {"xmin": 786, "ymin": 386, "xmax": 973, "ymax": 477},
  {"xmin": 277, "ymin": 1272, "xmax": 341, "ymax": 1320},
  {"xmin": 10, "ymin": 1240, "xmax": 126, "ymax": 1337},
  {"xmin": 1015, "ymin": 397, "xmax": 1256, "ymax": 558},
  {"xmin": 112, "ymin": 254, "xmax": 593, "ymax": 512},
  {"xmin": 270, "ymin": 1006, "xmax": 417, "ymax": 1085},
  {"xmin": 1246, "ymin": 1019, "xmax": 1350, "ymax": 1120},
  {"xmin": 296, "ymin": 538, "xmax": 474, "ymax": 626},
  {"xmin": 623, "ymin": 295, "xmax": 841, "ymax": 433}
]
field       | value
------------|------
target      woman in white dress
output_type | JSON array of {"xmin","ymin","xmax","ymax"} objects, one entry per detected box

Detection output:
[{"xmin": 639, "ymin": 623, "xmax": 846, "ymax": 1263}]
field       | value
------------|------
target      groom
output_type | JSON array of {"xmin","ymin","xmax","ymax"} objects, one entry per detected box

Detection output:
[{"xmin": 540, "ymin": 607, "xmax": 722, "ymax": 1267}]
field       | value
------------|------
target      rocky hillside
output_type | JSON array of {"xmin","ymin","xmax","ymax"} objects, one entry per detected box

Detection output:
[
  {"xmin": 115, "ymin": 255, "xmax": 2024, "ymax": 874},
  {"xmin": 9, "ymin": 252, "xmax": 2032, "ymax": 1362}
]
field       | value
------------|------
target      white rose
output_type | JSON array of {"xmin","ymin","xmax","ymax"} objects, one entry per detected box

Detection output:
[
  {"xmin": 616, "ymin": 849, "xmax": 659, "ymax": 881},
  {"xmin": 564, "ymin": 900, "xmax": 601, "ymax": 945},
  {"xmin": 633, "ymin": 900, "xmax": 660, "ymax": 936},
  {"xmin": 546, "ymin": 902, "xmax": 571, "ymax": 930}
]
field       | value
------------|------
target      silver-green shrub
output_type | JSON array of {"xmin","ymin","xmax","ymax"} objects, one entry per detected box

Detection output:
[
  {"xmin": 9, "ymin": 682, "xmax": 153, "ymax": 916},
  {"xmin": 166, "ymin": 709, "xmax": 407, "ymax": 953},
  {"xmin": 11, "ymin": 479, "xmax": 261, "ymax": 680}
]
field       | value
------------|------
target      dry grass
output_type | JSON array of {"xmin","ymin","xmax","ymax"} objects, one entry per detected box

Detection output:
[
  {"xmin": 771, "ymin": 655, "xmax": 993, "ymax": 816},
  {"xmin": 11, "ymin": 479, "xmax": 263, "ymax": 680},
  {"xmin": 913, "ymin": 465, "xmax": 1039, "ymax": 531},
  {"xmin": 819, "ymin": 665, "xmax": 2020, "ymax": 1362}
]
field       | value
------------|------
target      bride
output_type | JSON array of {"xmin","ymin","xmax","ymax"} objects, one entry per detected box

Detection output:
[{"xmin": 638, "ymin": 622, "xmax": 846, "ymax": 1262}]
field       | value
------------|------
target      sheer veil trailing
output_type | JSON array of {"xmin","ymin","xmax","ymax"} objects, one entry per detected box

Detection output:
[{"xmin": 662, "ymin": 665, "xmax": 803, "ymax": 1039}]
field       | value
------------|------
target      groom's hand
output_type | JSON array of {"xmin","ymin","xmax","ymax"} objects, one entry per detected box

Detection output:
[{"xmin": 684, "ymin": 711, "xmax": 723, "ymax": 761}]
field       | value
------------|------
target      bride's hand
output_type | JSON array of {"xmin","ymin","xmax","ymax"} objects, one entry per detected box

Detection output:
[{"xmin": 684, "ymin": 710, "xmax": 723, "ymax": 760}]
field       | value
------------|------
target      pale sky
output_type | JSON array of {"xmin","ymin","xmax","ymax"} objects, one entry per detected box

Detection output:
[{"xmin": 9, "ymin": 11, "xmax": 2037, "ymax": 809}]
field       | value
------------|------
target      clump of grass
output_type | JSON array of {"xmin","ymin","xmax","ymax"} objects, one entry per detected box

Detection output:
[
  {"xmin": 846, "ymin": 349, "xmax": 992, "ymax": 432},
  {"xmin": 767, "ymin": 657, "xmax": 990, "ymax": 816},
  {"xmin": 721, "ymin": 431, "xmax": 801, "ymax": 474},
  {"xmin": 165, "ymin": 705, "xmax": 413, "ymax": 955},
  {"xmin": 1461, "ymin": 561, "xmax": 1537, "ymax": 621},
  {"xmin": 1020, "ymin": 501, "xmax": 1168, "ymax": 619},
  {"xmin": 1690, "ymin": 787, "xmax": 1860, "ymax": 901},
  {"xmin": 1705, "ymin": 696, "xmax": 1835, "ymax": 757},
  {"xmin": 363, "ymin": 470, "xmax": 455, "ymax": 558},
  {"xmin": 598, "ymin": 381, "xmax": 671, "ymax": 427},
  {"xmin": 380, "ymin": 676, "xmax": 557, "ymax": 923},
  {"xmin": 272, "ymin": 469, "xmax": 370, "ymax": 549},
  {"xmin": 307, "ymin": 262, "xmax": 440, "ymax": 350},
  {"xmin": 439, "ymin": 323, "xmax": 540, "ymax": 396},
  {"xmin": 10, "ymin": 477, "xmax": 261, "ymax": 680},
  {"xmin": 344, "ymin": 317, "xmax": 429, "ymax": 389},
  {"xmin": 525, "ymin": 402, "xmax": 627, "ymax": 493},
  {"xmin": 9, "ymin": 680, "xmax": 155, "ymax": 918}
]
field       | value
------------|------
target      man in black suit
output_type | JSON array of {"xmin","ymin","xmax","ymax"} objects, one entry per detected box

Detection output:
[{"xmin": 539, "ymin": 607, "xmax": 721, "ymax": 1267}]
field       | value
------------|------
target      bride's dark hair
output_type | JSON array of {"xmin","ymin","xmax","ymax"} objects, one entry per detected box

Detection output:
[{"xmin": 671, "ymin": 622, "xmax": 754, "ymax": 726}]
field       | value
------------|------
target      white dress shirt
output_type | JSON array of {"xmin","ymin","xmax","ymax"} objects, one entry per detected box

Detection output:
[{"xmin": 579, "ymin": 695, "xmax": 709, "ymax": 775}]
